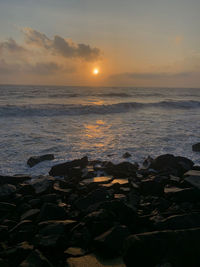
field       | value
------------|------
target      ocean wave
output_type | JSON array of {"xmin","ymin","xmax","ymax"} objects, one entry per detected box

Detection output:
[{"xmin": 0, "ymin": 100, "xmax": 200, "ymax": 117}]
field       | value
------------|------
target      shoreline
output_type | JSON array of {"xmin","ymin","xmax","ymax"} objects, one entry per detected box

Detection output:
[{"xmin": 0, "ymin": 153, "xmax": 200, "ymax": 266}]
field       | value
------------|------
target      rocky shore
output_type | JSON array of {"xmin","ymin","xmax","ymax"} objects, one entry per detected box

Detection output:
[{"xmin": 0, "ymin": 154, "xmax": 200, "ymax": 266}]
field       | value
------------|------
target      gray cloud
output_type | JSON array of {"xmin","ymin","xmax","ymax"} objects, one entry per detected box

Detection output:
[
  {"xmin": 0, "ymin": 38, "xmax": 26, "ymax": 53},
  {"xmin": 23, "ymin": 28, "xmax": 101, "ymax": 61}
]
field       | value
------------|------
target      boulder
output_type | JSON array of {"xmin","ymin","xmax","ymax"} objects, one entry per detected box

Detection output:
[
  {"xmin": 94, "ymin": 225, "xmax": 130, "ymax": 256},
  {"xmin": 28, "ymin": 176, "xmax": 55, "ymax": 194},
  {"xmin": 123, "ymin": 228, "xmax": 200, "ymax": 267},
  {"xmin": 49, "ymin": 156, "xmax": 88, "ymax": 177},
  {"xmin": 27, "ymin": 154, "xmax": 54, "ymax": 167},
  {"xmin": 105, "ymin": 162, "xmax": 137, "ymax": 178},
  {"xmin": 19, "ymin": 249, "xmax": 53, "ymax": 267},
  {"xmin": 150, "ymin": 154, "xmax": 194, "ymax": 176},
  {"xmin": 122, "ymin": 152, "xmax": 132, "ymax": 159},
  {"xmin": 21, "ymin": 209, "xmax": 40, "ymax": 221},
  {"xmin": 192, "ymin": 143, "xmax": 200, "ymax": 152}
]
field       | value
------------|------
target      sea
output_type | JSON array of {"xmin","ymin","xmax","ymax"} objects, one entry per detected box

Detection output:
[{"xmin": 0, "ymin": 85, "xmax": 200, "ymax": 176}]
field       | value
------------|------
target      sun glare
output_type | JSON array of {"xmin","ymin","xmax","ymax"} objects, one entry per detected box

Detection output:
[{"xmin": 93, "ymin": 68, "xmax": 99, "ymax": 75}]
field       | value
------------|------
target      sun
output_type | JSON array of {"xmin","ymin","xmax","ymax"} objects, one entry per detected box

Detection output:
[{"xmin": 93, "ymin": 68, "xmax": 99, "ymax": 75}]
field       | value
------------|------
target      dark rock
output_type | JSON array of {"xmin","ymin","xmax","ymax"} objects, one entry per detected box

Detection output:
[
  {"xmin": 0, "ymin": 225, "xmax": 8, "ymax": 241},
  {"xmin": 122, "ymin": 152, "xmax": 132, "ymax": 159},
  {"xmin": 0, "ymin": 184, "xmax": 16, "ymax": 200},
  {"xmin": 140, "ymin": 179, "xmax": 164, "ymax": 196},
  {"xmin": 105, "ymin": 162, "xmax": 137, "ymax": 178},
  {"xmin": 19, "ymin": 249, "xmax": 53, "ymax": 267},
  {"xmin": 28, "ymin": 198, "xmax": 41, "ymax": 208},
  {"xmin": 0, "ymin": 202, "xmax": 16, "ymax": 217},
  {"xmin": 9, "ymin": 220, "xmax": 36, "ymax": 243},
  {"xmin": 49, "ymin": 156, "xmax": 88, "ymax": 177},
  {"xmin": 21, "ymin": 209, "xmax": 40, "ymax": 221},
  {"xmin": 53, "ymin": 182, "xmax": 71, "ymax": 194},
  {"xmin": 36, "ymin": 219, "xmax": 77, "ymax": 248},
  {"xmin": 94, "ymin": 225, "xmax": 130, "ymax": 256},
  {"xmin": 165, "ymin": 187, "xmax": 200, "ymax": 202},
  {"xmin": 80, "ymin": 176, "xmax": 113, "ymax": 186},
  {"xmin": 40, "ymin": 194, "xmax": 58, "ymax": 203},
  {"xmin": 66, "ymin": 254, "xmax": 125, "ymax": 267},
  {"xmin": 0, "ymin": 241, "xmax": 33, "ymax": 267},
  {"xmin": 192, "ymin": 143, "xmax": 200, "ymax": 152},
  {"xmin": 83, "ymin": 209, "xmax": 116, "ymax": 237},
  {"xmin": 150, "ymin": 154, "xmax": 194, "ymax": 176},
  {"xmin": 18, "ymin": 184, "xmax": 35, "ymax": 195},
  {"xmin": 37, "ymin": 203, "xmax": 67, "ymax": 222},
  {"xmin": 123, "ymin": 228, "xmax": 200, "ymax": 267},
  {"xmin": 27, "ymin": 154, "xmax": 54, "ymax": 167},
  {"xmin": 70, "ymin": 222, "xmax": 92, "ymax": 249},
  {"xmin": 0, "ymin": 175, "xmax": 31, "ymax": 185},
  {"xmin": 64, "ymin": 247, "xmax": 86, "ymax": 257},
  {"xmin": 100, "ymin": 200, "xmax": 138, "ymax": 230},
  {"xmin": 29, "ymin": 176, "xmax": 55, "ymax": 194},
  {"xmin": 74, "ymin": 188, "xmax": 110, "ymax": 211},
  {"xmin": 152, "ymin": 212, "xmax": 200, "ymax": 230}
]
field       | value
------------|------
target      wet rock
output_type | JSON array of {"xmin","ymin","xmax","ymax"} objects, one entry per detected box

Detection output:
[
  {"xmin": 9, "ymin": 220, "xmax": 36, "ymax": 243},
  {"xmin": 192, "ymin": 143, "xmax": 200, "ymax": 152},
  {"xmin": 150, "ymin": 154, "xmax": 194, "ymax": 176},
  {"xmin": 53, "ymin": 182, "xmax": 71, "ymax": 194},
  {"xmin": 184, "ymin": 170, "xmax": 200, "ymax": 189},
  {"xmin": 49, "ymin": 156, "xmax": 88, "ymax": 177},
  {"xmin": 140, "ymin": 179, "xmax": 164, "ymax": 196},
  {"xmin": 94, "ymin": 225, "xmax": 130, "ymax": 256},
  {"xmin": 37, "ymin": 203, "xmax": 67, "ymax": 222},
  {"xmin": 70, "ymin": 223, "xmax": 91, "ymax": 249},
  {"xmin": 0, "ymin": 202, "xmax": 16, "ymax": 217},
  {"xmin": 18, "ymin": 184, "xmax": 35, "ymax": 195},
  {"xmin": 123, "ymin": 228, "xmax": 200, "ymax": 267},
  {"xmin": 0, "ymin": 225, "xmax": 8, "ymax": 241},
  {"xmin": 142, "ymin": 156, "xmax": 154, "ymax": 169},
  {"xmin": 19, "ymin": 249, "xmax": 53, "ymax": 267},
  {"xmin": 27, "ymin": 154, "xmax": 54, "ymax": 167},
  {"xmin": 122, "ymin": 152, "xmax": 132, "ymax": 159}
]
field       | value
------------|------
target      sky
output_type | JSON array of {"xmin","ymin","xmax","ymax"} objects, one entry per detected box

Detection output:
[{"xmin": 0, "ymin": 0, "xmax": 200, "ymax": 87}]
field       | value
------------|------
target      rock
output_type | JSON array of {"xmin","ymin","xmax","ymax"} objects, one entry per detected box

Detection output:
[
  {"xmin": 0, "ymin": 225, "xmax": 8, "ymax": 241},
  {"xmin": 49, "ymin": 156, "xmax": 88, "ymax": 177},
  {"xmin": 94, "ymin": 225, "xmax": 130, "ymax": 256},
  {"xmin": 192, "ymin": 143, "xmax": 200, "ymax": 152},
  {"xmin": 66, "ymin": 254, "xmax": 125, "ymax": 267},
  {"xmin": 18, "ymin": 184, "xmax": 35, "ymax": 195},
  {"xmin": 28, "ymin": 176, "xmax": 55, "ymax": 194},
  {"xmin": 152, "ymin": 212, "xmax": 200, "ymax": 230},
  {"xmin": 37, "ymin": 203, "xmax": 67, "ymax": 222},
  {"xmin": 122, "ymin": 152, "xmax": 132, "ymax": 159},
  {"xmin": 140, "ymin": 179, "xmax": 164, "ymax": 196},
  {"xmin": 36, "ymin": 219, "xmax": 77, "ymax": 248},
  {"xmin": 0, "ymin": 202, "xmax": 16, "ymax": 216},
  {"xmin": 9, "ymin": 220, "xmax": 36, "ymax": 243},
  {"xmin": 150, "ymin": 154, "xmax": 194, "ymax": 176},
  {"xmin": 27, "ymin": 154, "xmax": 54, "ymax": 167},
  {"xmin": 74, "ymin": 188, "xmax": 110, "ymax": 211},
  {"xmin": 165, "ymin": 187, "xmax": 200, "ymax": 202},
  {"xmin": 0, "ymin": 175, "xmax": 31, "ymax": 185},
  {"xmin": 0, "ymin": 184, "xmax": 16, "ymax": 199},
  {"xmin": 64, "ymin": 247, "xmax": 86, "ymax": 257},
  {"xmin": 19, "ymin": 249, "xmax": 53, "ymax": 267},
  {"xmin": 0, "ymin": 242, "xmax": 33, "ymax": 266},
  {"xmin": 100, "ymin": 200, "xmax": 138, "ymax": 230},
  {"xmin": 184, "ymin": 176, "xmax": 200, "ymax": 190},
  {"xmin": 142, "ymin": 156, "xmax": 154, "ymax": 169},
  {"xmin": 53, "ymin": 182, "xmax": 72, "ymax": 194},
  {"xmin": 123, "ymin": 228, "xmax": 200, "ymax": 267},
  {"xmin": 80, "ymin": 176, "xmax": 113, "ymax": 186},
  {"xmin": 83, "ymin": 209, "xmax": 116, "ymax": 237},
  {"xmin": 21, "ymin": 209, "xmax": 40, "ymax": 221},
  {"xmin": 105, "ymin": 162, "xmax": 137, "ymax": 178}
]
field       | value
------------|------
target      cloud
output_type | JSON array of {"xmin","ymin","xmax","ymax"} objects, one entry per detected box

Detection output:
[
  {"xmin": 109, "ymin": 71, "xmax": 192, "ymax": 80},
  {"xmin": 0, "ymin": 38, "xmax": 26, "ymax": 53},
  {"xmin": 23, "ymin": 28, "xmax": 101, "ymax": 61}
]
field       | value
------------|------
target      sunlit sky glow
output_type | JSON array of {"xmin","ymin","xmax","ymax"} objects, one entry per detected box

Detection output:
[{"xmin": 0, "ymin": 0, "xmax": 200, "ymax": 87}]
